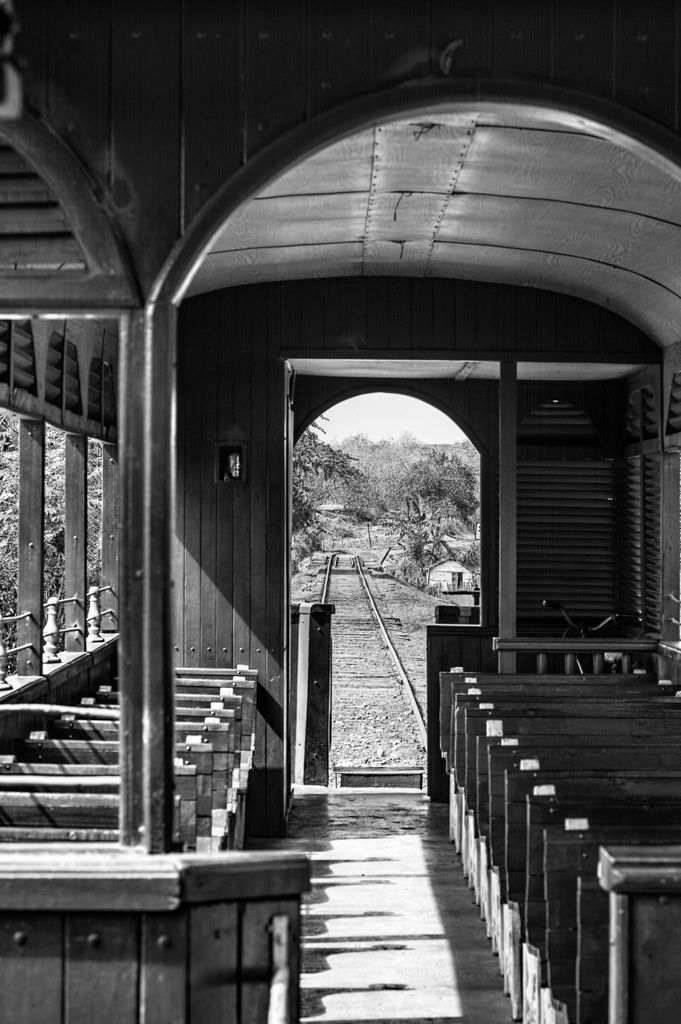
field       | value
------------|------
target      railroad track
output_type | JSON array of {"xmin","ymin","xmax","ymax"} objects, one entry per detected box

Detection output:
[{"xmin": 324, "ymin": 553, "xmax": 427, "ymax": 782}]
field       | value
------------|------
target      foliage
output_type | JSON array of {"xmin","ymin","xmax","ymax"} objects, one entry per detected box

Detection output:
[
  {"xmin": 292, "ymin": 420, "xmax": 359, "ymax": 533},
  {"xmin": 292, "ymin": 425, "xmax": 481, "ymax": 594},
  {"xmin": 0, "ymin": 415, "xmax": 103, "ymax": 621}
]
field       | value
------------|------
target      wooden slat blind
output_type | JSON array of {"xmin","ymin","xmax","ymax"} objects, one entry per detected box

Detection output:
[
  {"xmin": 622, "ymin": 454, "xmax": 661, "ymax": 634},
  {"xmin": 517, "ymin": 459, "xmax": 616, "ymax": 626},
  {"xmin": 666, "ymin": 371, "xmax": 681, "ymax": 435},
  {"xmin": 622, "ymin": 456, "xmax": 642, "ymax": 621},
  {"xmin": 643, "ymin": 453, "xmax": 661, "ymax": 632}
]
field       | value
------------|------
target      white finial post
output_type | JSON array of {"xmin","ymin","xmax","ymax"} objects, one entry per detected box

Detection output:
[
  {"xmin": 87, "ymin": 586, "xmax": 103, "ymax": 643},
  {"xmin": 43, "ymin": 596, "xmax": 60, "ymax": 662}
]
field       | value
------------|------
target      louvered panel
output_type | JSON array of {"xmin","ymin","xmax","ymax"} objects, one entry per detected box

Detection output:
[
  {"xmin": 44, "ymin": 331, "xmax": 63, "ymax": 407},
  {"xmin": 102, "ymin": 362, "xmax": 117, "ymax": 429},
  {"xmin": 0, "ymin": 321, "xmax": 10, "ymax": 383},
  {"xmin": 643, "ymin": 453, "xmax": 661, "ymax": 633},
  {"xmin": 626, "ymin": 391, "xmax": 641, "ymax": 443},
  {"xmin": 63, "ymin": 341, "xmax": 82, "ymax": 414},
  {"xmin": 622, "ymin": 457, "xmax": 642, "ymax": 621},
  {"xmin": 517, "ymin": 459, "xmax": 616, "ymax": 624},
  {"xmin": 0, "ymin": 146, "xmax": 87, "ymax": 272},
  {"xmin": 641, "ymin": 385, "xmax": 658, "ymax": 440},
  {"xmin": 518, "ymin": 401, "xmax": 599, "ymax": 444},
  {"xmin": 88, "ymin": 357, "xmax": 103, "ymax": 422},
  {"xmin": 667, "ymin": 371, "xmax": 681, "ymax": 435},
  {"xmin": 12, "ymin": 321, "xmax": 37, "ymax": 396}
]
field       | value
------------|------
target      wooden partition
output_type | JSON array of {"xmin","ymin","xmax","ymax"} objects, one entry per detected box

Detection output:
[
  {"xmin": 0, "ymin": 847, "xmax": 309, "ymax": 1024},
  {"xmin": 426, "ymin": 625, "xmax": 497, "ymax": 801}
]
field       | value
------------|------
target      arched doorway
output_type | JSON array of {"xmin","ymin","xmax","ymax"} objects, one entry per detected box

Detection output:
[{"xmin": 169, "ymin": 95, "xmax": 680, "ymax": 833}]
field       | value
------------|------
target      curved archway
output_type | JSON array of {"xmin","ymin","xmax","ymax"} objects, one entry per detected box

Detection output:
[
  {"xmin": 157, "ymin": 80, "xmax": 681, "ymax": 345},
  {"xmin": 0, "ymin": 113, "xmax": 139, "ymax": 310},
  {"xmin": 294, "ymin": 378, "xmax": 490, "ymax": 455}
]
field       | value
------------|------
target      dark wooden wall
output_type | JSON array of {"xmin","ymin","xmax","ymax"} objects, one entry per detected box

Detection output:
[{"xmin": 15, "ymin": 1, "xmax": 681, "ymax": 299}]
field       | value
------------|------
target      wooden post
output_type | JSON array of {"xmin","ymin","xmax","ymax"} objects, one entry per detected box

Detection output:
[
  {"xmin": 64, "ymin": 433, "xmax": 87, "ymax": 652},
  {"xmin": 498, "ymin": 363, "xmax": 517, "ymax": 673},
  {"xmin": 118, "ymin": 304, "xmax": 176, "ymax": 853},
  {"xmin": 17, "ymin": 418, "xmax": 44, "ymax": 677},
  {"xmin": 101, "ymin": 442, "xmax": 119, "ymax": 631}
]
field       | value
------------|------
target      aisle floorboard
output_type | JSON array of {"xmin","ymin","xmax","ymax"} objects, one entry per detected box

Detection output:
[{"xmin": 249, "ymin": 787, "xmax": 510, "ymax": 1023}]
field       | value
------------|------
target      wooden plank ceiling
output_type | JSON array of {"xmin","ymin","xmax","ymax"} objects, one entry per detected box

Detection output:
[{"xmin": 188, "ymin": 109, "xmax": 681, "ymax": 354}]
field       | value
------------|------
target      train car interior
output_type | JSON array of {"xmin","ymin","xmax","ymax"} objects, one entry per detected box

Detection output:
[{"xmin": 0, "ymin": 3, "xmax": 679, "ymax": 1022}]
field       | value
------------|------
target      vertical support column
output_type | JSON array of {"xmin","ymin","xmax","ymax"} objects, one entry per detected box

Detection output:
[
  {"xmin": 17, "ymin": 419, "xmax": 44, "ymax": 677},
  {"xmin": 479, "ymin": 452, "xmax": 498, "ymax": 628},
  {"xmin": 661, "ymin": 449, "xmax": 680, "ymax": 641},
  {"xmin": 498, "ymin": 363, "xmax": 517, "ymax": 673},
  {"xmin": 64, "ymin": 434, "xmax": 87, "ymax": 653},
  {"xmin": 119, "ymin": 303, "xmax": 176, "ymax": 852},
  {"xmin": 101, "ymin": 443, "xmax": 119, "ymax": 632}
]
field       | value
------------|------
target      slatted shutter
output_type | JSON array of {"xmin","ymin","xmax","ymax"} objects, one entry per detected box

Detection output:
[
  {"xmin": 642, "ymin": 454, "xmax": 661, "ymax": 633},
  {"xmin": 666, "ymin": 371, "xmax": 681, "ymax": 436},
  {"xmin": 622, "ymin": 457, "xmax": 642, "ymax": 620},
  {"xmin": 517, "ymin": 460, "xmax": 616, "ymax": 625}
]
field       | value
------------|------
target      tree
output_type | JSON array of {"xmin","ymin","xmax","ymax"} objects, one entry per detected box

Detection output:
[{"xmin": 292, "ymin": 420, "xmax": 359, "ymax": 533}]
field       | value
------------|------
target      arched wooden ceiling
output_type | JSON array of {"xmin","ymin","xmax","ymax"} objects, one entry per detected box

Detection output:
[{"xmin": 187, "ymin": 108, "xmax": 681, "ymax": 351}]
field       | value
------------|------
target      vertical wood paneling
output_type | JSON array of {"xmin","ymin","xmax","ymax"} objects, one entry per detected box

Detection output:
[
  {"xmin": 46, "ymin": 2, "xmax": 112, "ymax": 185},
  {"xmin": 181, "ymin": 0, "xmax": 243, "ymax": 227},
  {"xmin": 17, "ymin": 419, "xmax": 44, "ymax": 677},
  {"xmin": 215, "ymin": 297, "xmax": 235, "ymax": 669},
  {"xmin": 182, "ymin": 309, "xmax": 203, "ymax": 667},
  {"xmin": 140, "ymin": 911, "xmax": 187, "ymax": 1024},
  {"xmin": 0, "ymin": 912, "xmax": 62, "ymax": 1024},
  {"xmin": 368, "ymin": 0, "xmax": 433, "ymax": 86},
  {"xmin": 614, "ymin": 0, "xmax": 679, "ymax": 130},
  {"xmin": 64, "ymin": 914, "xmax": 139, "ymax": 1024},
  {"xmin": 489, "ymin": 0, "xmax": 554, "ymax": 80},
  {"xmin": 64, "ymin": 434, "xmax": 87, "ymax": 653},
  {"xmin": 498, "ymin": 364, "xmax": 517, "ymax": 671},
  {"xmin": 200, "ymin": 328, "xmax": 218, "ymax": 667},
  {"xmin": 188, "ymin": 903, "xmax": 238, "ymax": 1021},
  {"xmin": 553, "ymin": 0, "xmax": 615, "ymax": 96},
  {"xmin": 110, "ymin": 1, "xmax": 182, "ymax": 293},
  {"xmin": 308, "ymin": 0, "xmax": 372, "ymax": 114},
  {"xmin": 243, "ymin": 3, "xmax": 308, "ymax": 158}
]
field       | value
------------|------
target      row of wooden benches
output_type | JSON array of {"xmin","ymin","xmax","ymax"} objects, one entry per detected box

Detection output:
[
  {"xmin": 439, "ymin": 669, "xmax": 681, "ymax": 1024},
  {"xmin": 0, "ymin": 667, "xmax": 257, "ymax": 852}
]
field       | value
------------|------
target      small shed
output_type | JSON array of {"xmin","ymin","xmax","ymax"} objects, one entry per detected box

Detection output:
[{"xmin": 426, "ymin": 558, "xmax": 478, "ymax": 593}]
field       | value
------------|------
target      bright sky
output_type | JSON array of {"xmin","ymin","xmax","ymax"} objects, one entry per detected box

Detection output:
[{"xmin": 320, "ymin": 393, "xmax": 467, "ymax": 444}]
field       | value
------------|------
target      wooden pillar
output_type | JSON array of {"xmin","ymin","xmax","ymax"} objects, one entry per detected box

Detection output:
[
  {"xmin": 660, "ymin": 449, "xmax": 680, "ymax": 641},
  {"xmin": 101, "ymin": 442, "xmax": 119, "ymax": 632},
  {"xmin": 118, "ymin": 303, "xmax": 176, "ymax": 852},
  {"xmin": 64, "ymin": 434, "xmax": 87, "ymax": 653},
  {"xmin": 498, "ymin": 363, "xmax": 517, "ymax": 672},
  {"xmin": 17, "ymin": 419, "xmax": 44, "ymax": 677},
  {"xmin": 479, "ymin": 452, "xmax": 498, "ymax": 628}
]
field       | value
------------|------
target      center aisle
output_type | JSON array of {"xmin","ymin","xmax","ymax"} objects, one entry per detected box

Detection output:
[{"xmin": 250, "ymin": 787, "xmax": 510, "ymax": 1023}]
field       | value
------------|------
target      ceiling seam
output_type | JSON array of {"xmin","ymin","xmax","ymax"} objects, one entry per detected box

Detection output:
[
  {"xmin": 361, "ymin": 125, "xmax": 380, "ymax": 276},
  {"xmin": 423, "ymin": 114, "xmax": 479, "ymax": 279}
]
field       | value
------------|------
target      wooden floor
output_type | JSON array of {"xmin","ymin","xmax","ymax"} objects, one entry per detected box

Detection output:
[{"xmin": 250, "ymin": 787, "xmax": 511, "ymax": 1023}]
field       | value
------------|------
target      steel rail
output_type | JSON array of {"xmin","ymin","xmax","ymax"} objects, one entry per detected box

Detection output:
[
  {"xmin": 353, "ymin": 558, "xmax": 428, "ymax": 750},
  {"xmin": 320, "ymin": 553, "xmax": 335, "ymax": 605}
]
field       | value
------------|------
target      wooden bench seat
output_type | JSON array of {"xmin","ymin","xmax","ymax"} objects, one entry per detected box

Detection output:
[
  {"xmin": 518, "ymin": 791, "xmax": 681, "ymax": 1023},
  {"xmin": 437, "ymin": 671, "xmax": 681, "ymax": 1023},
  {"xmin": 544, "ymin": 825, "xmax": 681, "ymax": 1022}
]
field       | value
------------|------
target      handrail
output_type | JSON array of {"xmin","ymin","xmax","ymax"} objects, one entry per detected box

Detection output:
[
  {"xmin": 494, "ymin": 636, "xmax": 658, "ymax": 674},
  {"xmin": 267, "ymin": 914, "xmax": 290, "ymax": 1024}
]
